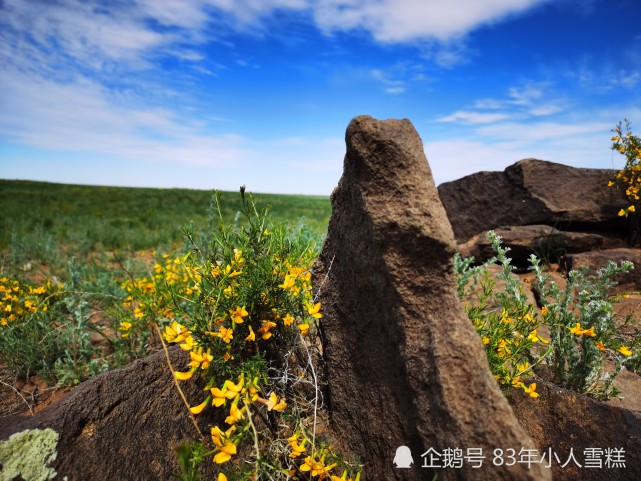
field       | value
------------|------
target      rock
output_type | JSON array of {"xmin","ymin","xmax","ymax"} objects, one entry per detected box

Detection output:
[
  {"xmin": 438, "ymin": 159, "xmax": 627, "ymax": 243},
  {"xmin": 563, "ymin": 248, "xmax": 641, "ymax": 289},
  {"xmin": 459, "ymin": 225, "xmax": 626, "ymax": 266},
  {"xmin": 315, "ymin": 115, "xmax": 549, "ymax": 481},
  {"xmin": 509, "ymin": 378, "xmax": 641, "ymax": 481},
  {"xmin": 0, "ymin": 346, "xmax": 221, "ymax": 481}
]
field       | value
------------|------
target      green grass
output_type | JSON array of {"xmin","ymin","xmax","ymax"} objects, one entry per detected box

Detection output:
[{"xmin": 0, "ymin": 179, "xmax": 330, "ymax": 274}]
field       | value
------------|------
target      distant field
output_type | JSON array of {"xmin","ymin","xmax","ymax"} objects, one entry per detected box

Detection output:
[{"xmin": 0, "ymin": 179, "xmax": 331, "ymax": 276}]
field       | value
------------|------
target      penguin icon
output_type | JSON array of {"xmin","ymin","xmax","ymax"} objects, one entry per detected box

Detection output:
[{"xmin": 393, "ymin": 445, "xmax": 413, "ymax": 468}]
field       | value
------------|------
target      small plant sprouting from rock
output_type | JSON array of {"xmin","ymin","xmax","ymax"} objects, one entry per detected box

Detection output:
[
  {"xmin": 455, "ymin": 231, "xmax": 636, "ymax": 401},
  {"xmin": 120, "ymin": 190, "xmax": 362, "ymax": 480}
]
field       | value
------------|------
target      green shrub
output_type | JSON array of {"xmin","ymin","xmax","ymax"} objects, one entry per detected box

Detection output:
[{"xmin": 455, "ymin": 231, "xmax": 636, "ymax": 400}]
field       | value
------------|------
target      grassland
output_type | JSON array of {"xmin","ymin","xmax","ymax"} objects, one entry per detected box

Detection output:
[{"xmin": 0, "ymin": 179, "xmax": 330, "ymax": 277}]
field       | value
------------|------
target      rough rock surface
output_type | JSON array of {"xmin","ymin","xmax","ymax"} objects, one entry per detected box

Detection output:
[
  {"xmin": 314, "ymin": 115, "xmax": 549, "ymax": 481},
  {"xmin": 459, "ymin": 225, "xmax": 626, "ymax": 266},
  {"xmin": 438, "ymin": 159, "xmax": 627, "ymax": 243},
  {"xmin": 509, "ymin": 378, "xmax": 641, "ymax": 481},
  {"xmin": 0, "ymin": 346, "xmax": 221, "ymax": 481},
  {"xmin": 563, "ymin": 248, "xmax": 641, "ymax": 289}
]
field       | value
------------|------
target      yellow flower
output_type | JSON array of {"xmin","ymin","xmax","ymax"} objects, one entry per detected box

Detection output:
[
  {"xmin": 245, "ymin": 325, "xmax": 256, "ymax": 342},
  {"xmin": 541, "ymin": 306, "xmax": 548, "ymax": 316},
  {"xmin": 257, "ymin": 392, "xmax": 287, "ymax": 412},
  {"xmin": 307, "ymin": 302, "xmax": 322, "ymax": 319},
  {"xmin": 608, "ymin": 180, "xmax": 615, "ymax": 187},
  {"xmin": 163, "ymin": 320, "xmax": 190, "ymax": 343},
  {"xmin": 297, "ymin": 323, "xmax": 310, "ymax": 335},
  {"xmin": 570, "ymin": 323, "xmax": 596, "ymax": 337},
  {"xmin": 523, "ymin": 383, "xmax": 539, "ymax": 399},
  {"xmin": 630, "ymin": 205, "xmax": 636, "ymax": 213},
  {"xmin": 258, "ymin": 320, "xmax": 277, "ymax": 340},
  {"xmin": 283, "ymin": 313, "xmax": 295, "ymax": 327},
  {"xmin": 618, "ymin": 208, "xmax": 626, "ymax": 217},
  {"xmin": 595, "ymin": 340, "xmax": 606, "ymax": 352},
  {"xmin": 618, "ymin": 345, "xmax": 633, "ymax": 356},
  {"xmin": 225, "ymin": 402, "xmax": 246, "ymax": 425},
  {"xmin": 190, "ymin": 398, "xmax": 209, "ymax": 415},
  {"xmin": 211, "ymin": 425, "xmax": 236, "ymax": 447},
  {"xmin": 229, "ymin": 306, "xmax": 248, "ymax": 324},
  {"xmin": 189, "ymin": 348, "xmax": 214, "ymax": 370},
  {"xmin": 119, "ymin": 321, "xmax": 132, "ymax": 334},
  {"xmin": 218, "ymin": 474, "xmax": 228, "ymax": 481},
  {"xmin": 287, "ymin": 433, "xmax": 307, "ymax": 458},
  {"xmin": 217, "ymin": 326, "xmax": 233, "ymax": 344},
  {"xmin": 570, "ymin": 323, "xmax": 583, "ymax": 335},
  {"xmin": 214, "ymin": 443, "xmax": 237, "ymax": 464},
  {"xmin": 482, "ymin": 336, "xmax": 490, "ymax": 345},
  {"xmin": 211, "ymin": 387, "xmax": 229, "ymax": 407},
  {"xmin": 174, "ymin": 370, "xmax": 194, "ymax": 381},
  {"xmin": 279, "ymin": 275, "xmax": 296, "ymax": 290},
  {"xmin": 223, "ymin": 377, "xmax": 244, "ymax": 399},
  {"xmin": 180, "ymin": 335, "xmax": 195, "ymax": 351}
]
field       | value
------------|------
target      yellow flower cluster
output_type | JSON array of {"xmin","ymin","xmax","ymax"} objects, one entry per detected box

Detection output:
[
  {"xmin": 286, "ymin": 433, "xmax": 361, "ymax": 481},
  {"xmin": 137, "ymin": 244, "xmax": 322, "ymax": 470},
  {"xmin": 610, "ymin": 123, "xmax": 641, "ymax": 217},
  {"xmin": 566, "ymin": 322, "xmax": 633, "ymax": 357},
  {"xmin": 0, "ymin": 277, "xmax": 57, "ymax": 326},
  {"xmin": 475, "ymin": 306, "xmax": 548, "ymax": 399}
]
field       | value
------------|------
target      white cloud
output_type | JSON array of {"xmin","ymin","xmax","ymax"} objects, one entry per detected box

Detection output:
[
  {"xmin": 313, "ymin": 0, "xmax": 549, "ymax": 43},
  {"xmin": 437, "ymin": 111, "xmax": 510, "ymax": 124},
  {"xmin": 0, "ymin": 66, "xmax": 249, "ymax": 167}
]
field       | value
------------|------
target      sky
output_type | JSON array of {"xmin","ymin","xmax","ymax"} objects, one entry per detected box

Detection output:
[{"xmin": 1, "ymin": 0, "xmax": 641, "ymax": 195}]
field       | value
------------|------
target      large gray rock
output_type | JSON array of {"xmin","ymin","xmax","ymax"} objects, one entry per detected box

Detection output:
[
  {"xmin": 0, "ymin": 346, "xmax": 221, "ymax": 481},
  {"xmin": 315, "ymin": 115, "xmax": 549, "ymax": 481},
  {"xmin": 438, "ymin": 159, "xmax": 627, "ymax": 243}
]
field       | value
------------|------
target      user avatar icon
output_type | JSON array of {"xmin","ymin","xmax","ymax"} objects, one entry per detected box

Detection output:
[{"xmin": 393, "ymin": 445, "xmax": 413, "ymax": 468}]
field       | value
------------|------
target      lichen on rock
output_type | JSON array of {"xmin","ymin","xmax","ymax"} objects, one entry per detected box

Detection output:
[{"xmin": 0, "ymin": 428, "xmax": 59, "ymax": 481}]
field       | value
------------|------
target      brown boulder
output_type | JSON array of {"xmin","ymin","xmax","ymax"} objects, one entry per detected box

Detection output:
[
  {"xmin": 509, "ymin": 378, "xmax": 641, "ymax": 481},
  {"xmin": 563, "ymin": 248, "xmax": 641, "ymax": 289},
  {"xmin": 438, "ymin": 159, "xmax": 627, "ymax": 243},
  {"xmin": 315, "ymin": 115, "xmax": 549, "ymax": 481},
  {"xmin": 0, "ymin": 346, "xmax": 221, "ymax": 481},
  {"xmin": 459, "ymin": 225, "xmax": 626, "ymax": 266}
]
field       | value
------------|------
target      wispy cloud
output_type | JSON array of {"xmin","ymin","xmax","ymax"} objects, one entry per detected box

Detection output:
[
  {"xmin": 370, "ymin": 69, "xmax": 407, "ymax": 95},
  {"xmin": 438, "ymin": 81, "xmax": 567, "ymax": 125},
  {"xmin": 436, "ymin": 111, "xmax": 510, "ymax": 124}
]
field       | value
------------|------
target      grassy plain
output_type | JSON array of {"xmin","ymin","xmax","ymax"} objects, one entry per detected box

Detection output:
[{"xmin": 0, "ymin": 179, "xmax": 330, "ymax": 277}]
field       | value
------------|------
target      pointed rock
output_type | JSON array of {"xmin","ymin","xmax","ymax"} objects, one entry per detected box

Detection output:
[{"xmin": 315, "ymin": 115, "xmax": 549, "ymax": 481}]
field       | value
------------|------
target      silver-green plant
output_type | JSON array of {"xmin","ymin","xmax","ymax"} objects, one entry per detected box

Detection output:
[
  {"xmin": 455, "ymin": 230, "xmax": 636, "ymax": 400},
  {"xmin": 531, "ymin": 255, "xmax": 635, "ymax": 399}
]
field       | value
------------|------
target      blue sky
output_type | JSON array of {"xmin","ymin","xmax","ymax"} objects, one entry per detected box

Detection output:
[{"xmin": 1, "ymin": 0, "xmax": 640, "ymax": 195}]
